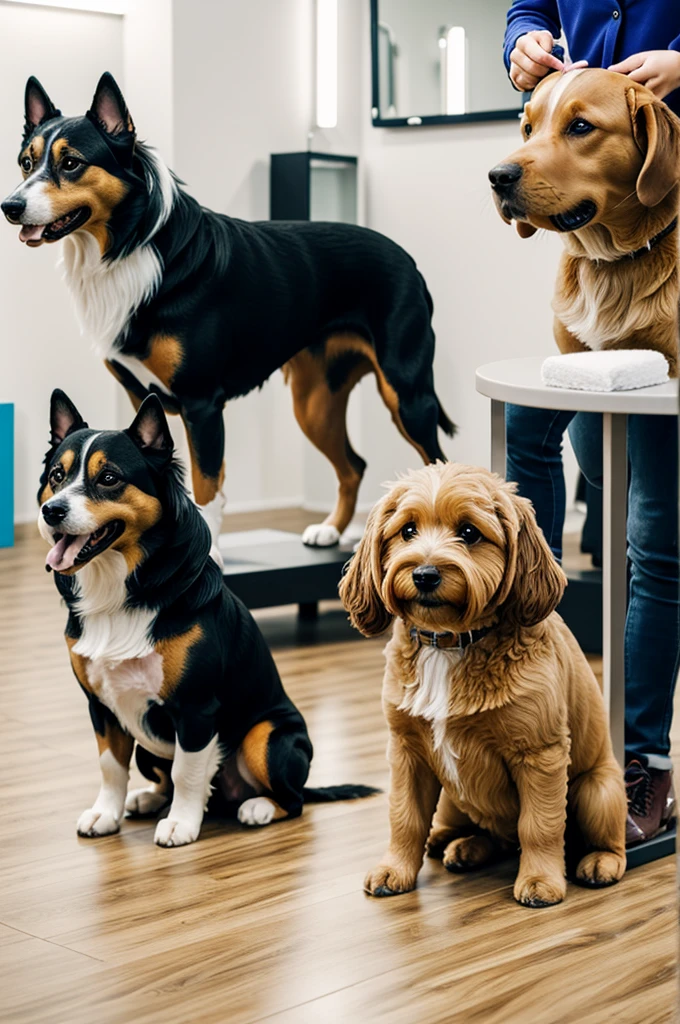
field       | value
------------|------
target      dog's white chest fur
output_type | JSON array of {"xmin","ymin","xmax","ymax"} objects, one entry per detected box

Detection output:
[
  {"xmin": 73, "ymin": 550, "xmax": 173, "ymax": 758},
  {"xmin": 399, "ymin": 646, "xmax": 462, "ymax": 785}
]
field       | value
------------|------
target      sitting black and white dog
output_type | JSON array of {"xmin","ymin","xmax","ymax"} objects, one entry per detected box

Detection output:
[{"xmin": 38, "ymin": 390, "xmax": 376, "ymax": 846}]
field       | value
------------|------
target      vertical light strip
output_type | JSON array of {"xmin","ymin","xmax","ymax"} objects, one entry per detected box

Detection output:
[
  {"xmin": 316, "ymin": 0, "xmax": 338, "ymax": 128},
  {"xmin": 446, "ymin": 26, "xmax": 466, "ymax": 115}
]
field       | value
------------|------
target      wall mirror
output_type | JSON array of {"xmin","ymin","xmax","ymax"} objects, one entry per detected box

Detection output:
[{"xmin": 371, "ymin": 0, "xmax": 523, "ymax": 127}]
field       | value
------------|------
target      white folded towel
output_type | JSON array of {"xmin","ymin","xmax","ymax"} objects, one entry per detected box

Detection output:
[{"xmin": 541, "ymin": 350, "xmax": 669, "ymax": 392}]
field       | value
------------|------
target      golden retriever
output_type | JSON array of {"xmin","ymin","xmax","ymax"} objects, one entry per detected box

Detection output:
[
  {"xmin": 489, "ymin": 68, "xmax": 680, "ymax": 375},
  {"xmin": 340, "ymin": 463, "xmax": 626, "ymax": 907}
]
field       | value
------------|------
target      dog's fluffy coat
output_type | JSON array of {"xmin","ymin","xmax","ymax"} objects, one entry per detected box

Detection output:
[{"xmin": 340, "ymin": 463, "xmax": 626, "ymax": 907}]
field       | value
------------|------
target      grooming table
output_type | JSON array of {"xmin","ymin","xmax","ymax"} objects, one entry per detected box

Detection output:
[
  {"xmin": 476, "ymin": 357, "xmax": 678, "ymax": 867},
  {"xmin": 219, "ymin": 529, "xmax": 355, "ymax": 615}
]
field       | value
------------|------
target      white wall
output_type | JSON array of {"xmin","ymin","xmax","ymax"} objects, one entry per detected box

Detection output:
[{"xmin": 0, "ymin": 1, "xmax": 123, "ymax": 523}]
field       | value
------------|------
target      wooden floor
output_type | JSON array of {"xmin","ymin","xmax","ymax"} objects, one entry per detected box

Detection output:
[{"xmin": 1, "ymin": 512, "xmax": 677, "ymax": 1024}]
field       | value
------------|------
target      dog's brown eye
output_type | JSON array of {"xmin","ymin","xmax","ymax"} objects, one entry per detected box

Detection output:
[
  {"xmin": 21, "ymin": 156, "xmax": 32, "ymax": 173},
  {"xmin": 99, "ymin": 471, "xmax": 119, "ymax": 487},
  {"xmin": 49, "ymin": 466, "xmax": 65, "ymax": 485},
  {"xmin": 401, "ymin": 521, "xmax": 418, "ymax": 541},
  {"xmin": 566, "ymin": 118, "xmax": 594, "ymax": 137},
  {"xmin": 458, "ymin": 523, "xmax": 482, "ymax": 545},
  {"xmin": 61, "ymin": 156, "xmax": 82, "ymax": 172},
  {"xmin": 524, "ymin": 123, "xmax": 532, "ymax": 137}
]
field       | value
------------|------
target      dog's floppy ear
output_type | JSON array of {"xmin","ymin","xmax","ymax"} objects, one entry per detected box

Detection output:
[
  {"xmin": 126, "ymin": 395, "xmax": 174, "ymax": 455},
  {"xmin": 88, "ymin": 72, "xmax": 135, "ymax": 138},
  {"xmin": 24, "ymin": 77, "xmax": 60, "ymax": 143},
  {"xmin": 339, "ymin": 494, "xmax": 394, "ymax": 637},
  {"xmin": 516, "ymin": 220, "xmax": 537, "ymax": 238},
  {"xmin": 49, "ymin": 389, "xmax": 87, "ymax": 447},
  {"xmin": 495, "ymin": 485, "xmax": 566, "ymax": 627},
  {"xmin": 629, "ymin": 89, "xmax": 680, "ymax": 207}
]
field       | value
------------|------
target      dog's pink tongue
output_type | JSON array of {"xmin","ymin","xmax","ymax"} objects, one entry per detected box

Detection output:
[
  {"xmin": 46, "ymin": 533, "xmax": 89, "ymax": 572},
  {"xmin": 19, "ymin": 224, "xmax": 46, "ymax": 243}
]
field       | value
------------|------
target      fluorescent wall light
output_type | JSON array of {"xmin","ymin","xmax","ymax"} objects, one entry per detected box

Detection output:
[
  {"xmin": 0, "ymin": 0, "xmax": 126, "ymax": 12},
  {"xmin": 316, "ymin": 0, "xmax": 338, "ymax": 128},
  {"xmin": 445, "ymin": 26, "xmax": 466, "ymax": 115}
]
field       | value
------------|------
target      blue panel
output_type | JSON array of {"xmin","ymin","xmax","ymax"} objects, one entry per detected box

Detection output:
[{"xmin": 0, "ymin": 404, "xmax": 14, "ymax": 548}]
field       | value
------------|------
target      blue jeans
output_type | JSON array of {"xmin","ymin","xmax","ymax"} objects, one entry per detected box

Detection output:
[{"xmin": 506, "ymin": 404, "xmax": 679, "ymax": 765}]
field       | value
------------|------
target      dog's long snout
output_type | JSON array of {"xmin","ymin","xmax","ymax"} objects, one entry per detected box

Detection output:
[
  {"xmin": 1, "ymin": 197, "xmax": 26, "ymax": 224},
  {"xmin": 488, "ymin": 163, "xmax": 523, "ymax": 192},
  {"xmin": 412, "ymin": 565, "xmax": 442, "ymax": 593},
  {"xmin": 42, "ymin": 502, "xmax": 68, "ymax": 527}
]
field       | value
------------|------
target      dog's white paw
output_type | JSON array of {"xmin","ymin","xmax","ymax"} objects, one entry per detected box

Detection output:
[
  {"xmin": 125, "ymin": 787, "xmax": 170, "ymax": 818},
  {"xmin": 154, "ymin": 817, "xmax": 200, "ymax": 847},
  {"xmin": 302, "ymin": 523, "xmax": 340, "ymax": 548},
  {"xmin": 237, "ymin": 796, "xmax": 277, "ymax": 827},
  {"xmin": 77, "ymin": 807, "xmax": 120, "ymax": 837}
]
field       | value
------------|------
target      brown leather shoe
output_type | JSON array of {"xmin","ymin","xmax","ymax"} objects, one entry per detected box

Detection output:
[{"xmin": 625, "ymin": 760, "xmax": 676, "ymax": 845}]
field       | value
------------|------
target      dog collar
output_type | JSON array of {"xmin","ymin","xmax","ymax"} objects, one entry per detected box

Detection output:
[
  {"xmin": 621, "ymin": 217, "xmax": 678, "ymax": 262},
  {"xmin": 410, "ymin": 626, "xmax": 492, "ymax": 651}
]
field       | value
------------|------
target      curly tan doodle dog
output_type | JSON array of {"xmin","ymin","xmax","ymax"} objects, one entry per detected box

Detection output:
[
  {"xmin": 489, "ymin": 67, "xmax": 680, "ymax": 375},
  {"xmin": 340, "ymin": 463, "xmax": 627, "ymax": 908}
]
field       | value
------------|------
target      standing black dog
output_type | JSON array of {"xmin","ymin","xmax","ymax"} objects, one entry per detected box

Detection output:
[
  {"xmin": 38, "ymin": 390, "xmax": 376, "ymax": 846},
  {"xmin": 4, "ymin": 73, "xmax": 454, "ymax": 551}
]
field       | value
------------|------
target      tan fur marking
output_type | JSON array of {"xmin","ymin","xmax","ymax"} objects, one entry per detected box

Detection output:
[
  {"xmin": 157, "ymin": 624, "xmax": 204, "ymax": 698},
  {"xmin": 142, "ymin": 335, "xmax": 184, "ymax": 390},
  {"xmin": 186, "ymin": 433, "xmax": 225, "ymax": 507},
  {"xmin": 96, "ymin": 720, "xmax": 134, "ymax": 769},
  {"xmin": 87, "ymin": 450, "xmax": 107, "ymax": 481},
  {"xmin": 40, "ymin": 449, "xmax": 75, "ymax": 504},
  {"xmin": 240, "ymin": 720, "xmax": 275, "ymax": 790},
  {"xmin": 66, "ymin": 634, "xmax": 91, "ymax": 694},
  {"xmin": 42, "ymin": 166, "xmax": 128, "ymax": 255},
  {"xmin": 84, "ymin": 487, "xmax": 162, "ymax": 573}
]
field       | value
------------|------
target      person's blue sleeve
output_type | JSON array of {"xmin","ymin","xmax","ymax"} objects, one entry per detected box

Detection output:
[
  {"xmin": 503, "ymin": 0, "xmax": 562, "ymax": 71},
  {"xmin": 669, "ymin": 34, "xmax": 680, "ymax": 53}
]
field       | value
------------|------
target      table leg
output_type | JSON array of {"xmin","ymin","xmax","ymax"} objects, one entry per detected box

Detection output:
[
  {"xmin": 490, "ymin": 400, "xmax": 506, "ymax": 478},
  {"xmin": 602, "ymin": 412, "xmax": 627, "ymax": 767}
]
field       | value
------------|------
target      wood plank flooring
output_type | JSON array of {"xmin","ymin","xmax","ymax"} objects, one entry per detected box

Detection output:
[{"xmin": 0, "ymin": 512, "xmax": 677, "ymax": 1024}]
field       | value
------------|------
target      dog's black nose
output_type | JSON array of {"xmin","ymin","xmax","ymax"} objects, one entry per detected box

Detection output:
[
  {"xmin": 42, "ymin": 503, "xmax": 67, "ymax": 526},
  {"xmin": 1, "ymin": 197, "xmax": 26, "ymax": 223},
  {"xmin": 488, "ymin": 163, "xmax": 523, "ymax": 191},
  {"xmin": 412, "ymin": 565, "xmax": 442, "ymax": 593}
]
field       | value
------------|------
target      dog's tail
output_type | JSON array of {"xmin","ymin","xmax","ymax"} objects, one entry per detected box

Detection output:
[
  {"xmin": 303, "ymin": 784, "xmax": 381, "ymax": 803},
  {"xmin": 437, "ymin": 396, "xmax": 456, "ymax": 439}
]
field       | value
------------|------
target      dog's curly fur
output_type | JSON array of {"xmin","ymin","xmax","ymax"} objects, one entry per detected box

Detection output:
[{"xmin": 340, "ymin": 462, "xmax": 626, "ymax": 907}]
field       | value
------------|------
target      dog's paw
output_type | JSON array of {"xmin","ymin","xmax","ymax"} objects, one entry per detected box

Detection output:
[
  {"xmin": 77, "ymin": 807, "xmax": 120, "ymax": 837},
  {"xmin": 443, "ymin": 835, "xmax": 496, "ymax": 873},
  {"xmin": 364, "ymin": 863, "xmax": 417, "ymax": 897},
  {"xmin": 514, "ymin": 874, "xmax": 566, "ymax": 908},
  {"xmin": 154, "ymin": 817, "xmax": 200, "ymax": 847},
  {"xmin": 237, "ymin": 796, "xmax": 277, "ymax": 827},
  {"xmin": 302, "ymin": 523, "xmax": 340, "ymax": 548},
  {"xmin": 209, "ymin": 544, "xmax": 225, "ymax": 571},
  {"xmin": 125, "ymin": 787, "xmax": 170, "ymax": 818},
  {"xmin": 575, "ymin": 851, "xmax": 625, "ymax": 888},
  {"xmin": 426, "ymin": 827, "xmax": 458, "ymax": 859}
]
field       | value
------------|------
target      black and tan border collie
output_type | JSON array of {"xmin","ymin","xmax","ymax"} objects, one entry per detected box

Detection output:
[
  {"xmin": 5, "ymin": 73, "xmax": 454, "ymax": 552},
  {"xmin": 39, "ymin": 390, "xmax": 377, "ymax": 846}
]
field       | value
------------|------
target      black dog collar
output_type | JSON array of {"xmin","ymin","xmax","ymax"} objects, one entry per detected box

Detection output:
[
  {"xmin": 410, "ymin": 626, "xmax": 492, "ymax": 651},
  {"xmin": 621, "ymin": 217, "xmax": 678, "ymax": 262}
]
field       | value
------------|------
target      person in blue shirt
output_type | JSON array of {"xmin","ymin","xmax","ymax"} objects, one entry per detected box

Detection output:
[{"xmin": 502, "ymin": 1, "xmax": 680, "ymax": 846}]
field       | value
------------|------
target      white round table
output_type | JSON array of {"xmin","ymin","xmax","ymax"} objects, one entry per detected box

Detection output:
[{"xmin": 476, "ymin": 356, "xmax": 678, "ymax": 769}]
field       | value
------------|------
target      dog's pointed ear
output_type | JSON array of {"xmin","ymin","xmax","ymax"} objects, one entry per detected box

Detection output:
[
  {"xmin": 495, "ymin": 485, "xmax": 566, "ymax": 627},
  {"xmin": 516, "ymin": 220, "xmax": 537, "ymax": 238},
  {"xmin": 127, "ymin": 395, "xmax": 174, "ymax": 454},
  {"xmin": 88, "ymin": 72, "xmax": 135, "ymax": 138},
  {"xmin": 24, "ymin": 77, "xmax": 60, "ymax": 141},
  {"xmin": 49, "ymin": 389, "xmax": 87, "ymax": 447},
  {"xmin": 339, "ymin": 494, "xmax": 395, "ymax": 637},
  {"xmin": 629, "ymin": 88, "xmax": 680, "ymax": 207}
]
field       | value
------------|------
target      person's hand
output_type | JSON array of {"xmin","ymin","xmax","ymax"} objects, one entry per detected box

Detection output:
[
  {"xmin": 509, "ymin": 31, "xmax": 564, "ymax": 92},
  {"xmin": 609, "ymin": 50, "xmax": 680, "ymax": 100}
]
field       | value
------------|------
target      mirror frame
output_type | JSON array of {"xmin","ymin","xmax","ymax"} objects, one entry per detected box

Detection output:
[{"xmin": 370, "ymin": 0, "xmax": 524, "ymax": 128}]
